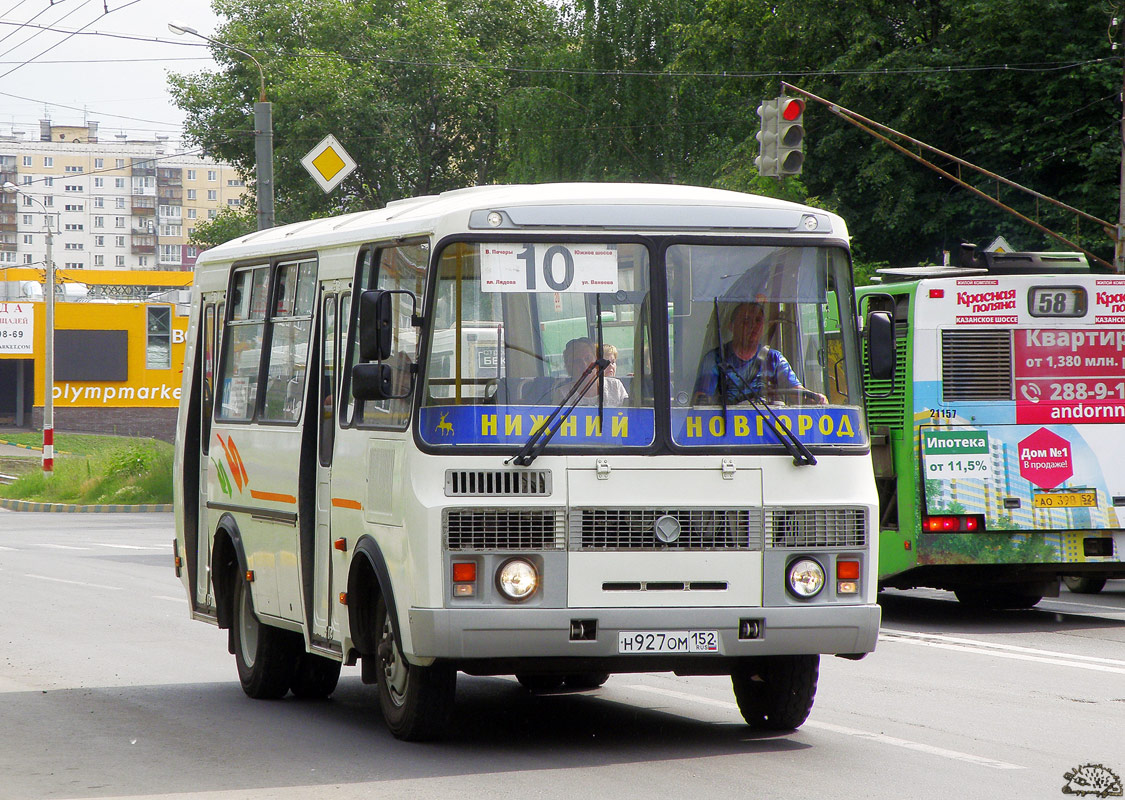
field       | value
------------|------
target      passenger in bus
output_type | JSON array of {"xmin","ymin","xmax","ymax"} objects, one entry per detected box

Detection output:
[
  {"xmin": 540, "ymin": 337, "xmax": 628, "ymax": 406},
  {"xmin": 599, "ymin": 343, "xmax": 620, "ymax": 377},
  {"xmin": 692, "ymin": 302, "xmax": 827, "ymax": 405}
]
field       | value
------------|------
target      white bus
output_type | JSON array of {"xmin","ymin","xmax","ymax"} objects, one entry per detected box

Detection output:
[{"xmin": 173, "ymin": 183, "xmax": 893, "ymax": 740}]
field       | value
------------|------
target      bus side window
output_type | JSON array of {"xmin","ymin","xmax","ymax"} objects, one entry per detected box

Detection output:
[
  {"xmin": 217, "ymin": 266, "xmax": 268, "ymax": 421},
  {"xmin": 261, "ymin": 260, "xmax": 317, "ymax": 423}
]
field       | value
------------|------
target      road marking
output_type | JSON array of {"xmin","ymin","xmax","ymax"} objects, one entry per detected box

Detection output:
[
  {"xmin": 152, "ymin": 595, "xmax": 185, "ymax": 603},
  {"xmin": 93, "ymin": 543, "xmax": 165, "ymax": 550},
  {"xmin": 29, "ymin": 543, "xmax": 89, "ymax": 550},
  {"xmin": 880, "ymin": 629, "xmax": 1125, "ymax": 674},
  {"xmin": 25, "ymin": 573, "xmax": 123, "ymax": 591},
  {"xmin": 626, "ymin": 684, "xmax": 1023, "ymax": 770}
]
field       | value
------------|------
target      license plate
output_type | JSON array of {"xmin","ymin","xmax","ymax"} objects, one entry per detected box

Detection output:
[
  {"xmin": 1032, "ymin": 491, "xmax": 1096, "ymax": 508},
  {"xmin": 618, "ymin": 630, "xmax": 720, "ymax": 654}
]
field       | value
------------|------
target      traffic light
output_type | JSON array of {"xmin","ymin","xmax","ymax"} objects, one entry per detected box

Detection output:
[
  {"xmin": 755, "ymin": 98, "xmax": 780, "ymax": 177},
  {"xmin": 776, "ymin": 96, "xmax": 805, "ymax": 176}
]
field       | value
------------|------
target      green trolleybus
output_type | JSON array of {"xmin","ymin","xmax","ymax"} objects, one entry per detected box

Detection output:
[{"xmin": 858, "ymin": 249, "xmax": 1125, "ymax": 608}]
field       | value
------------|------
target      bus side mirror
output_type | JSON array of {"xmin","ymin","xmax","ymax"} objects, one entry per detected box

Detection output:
[
  {"xmin": 866, "ymin": 310, "xmax": 895, "ymax": 381},
  {"xmin": 352, "ymin": 362, "xmax": 394, "ymax": 401},
  {"xmin": 358, "ymin": 290, "xmax": 393, "ymax": 362}
]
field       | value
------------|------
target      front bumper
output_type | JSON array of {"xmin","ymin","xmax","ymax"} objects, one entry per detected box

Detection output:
[{"xmin": 407, "ymin": 603, "xmax": 881, "ymax": 664}]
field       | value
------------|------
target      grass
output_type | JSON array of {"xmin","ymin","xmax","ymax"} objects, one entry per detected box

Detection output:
[{"xmin": 0, "ymin": 434, "xmax": 173, "ymax": 505}]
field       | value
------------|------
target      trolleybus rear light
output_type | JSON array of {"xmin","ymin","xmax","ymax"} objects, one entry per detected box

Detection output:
[
  {"xmin": 837, "ymin": 581, "xmax": 858, "ymax": 594},
  {"xmin": 929, "ymin": 289, "xmax": 945, "ymax": 298},
  {"xmin": 923, "ymin": 515, "xmax": 982, "ymax": 532}
]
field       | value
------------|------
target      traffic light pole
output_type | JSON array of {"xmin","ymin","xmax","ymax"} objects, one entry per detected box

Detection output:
[
  {"xmin": 1117, "ymin": 57, "xmax": 1125, "ymax": 271},
  {"xmin": 781, "ymin": 82, "xmax": 1119, "ymax": 272}
]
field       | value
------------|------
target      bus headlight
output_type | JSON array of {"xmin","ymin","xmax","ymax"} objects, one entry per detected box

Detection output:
[
  {"xmin": 497, "ymin": 558, "xmax": 539, "ymax": 601},
  {"xmin": 787, "ymin": 558, "xmax": 825, "ymax": 598}
]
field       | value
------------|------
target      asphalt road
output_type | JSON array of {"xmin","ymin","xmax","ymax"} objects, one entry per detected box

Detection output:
[{"xmin": 1, "ymin": 511, "xmax": 1123, "ymax": 800}]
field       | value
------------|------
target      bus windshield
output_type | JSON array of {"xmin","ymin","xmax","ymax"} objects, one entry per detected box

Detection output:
[{"xmin": 417, "ymin": 240, "xmax": 864, "ymax": 452}]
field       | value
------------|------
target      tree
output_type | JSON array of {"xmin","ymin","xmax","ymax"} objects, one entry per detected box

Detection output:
[
  {"xmin": 188, "ymin": 206, "xmax": 256, "ymax": 251},
  {"xmin": 170, "ymin": 0, "xmax": 559, "ymax": 221}
]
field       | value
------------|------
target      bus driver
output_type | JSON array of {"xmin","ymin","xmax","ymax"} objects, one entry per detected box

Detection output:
[{"xmin": 692, "ymin": 302, "xmax": 827, "ymax": 406}]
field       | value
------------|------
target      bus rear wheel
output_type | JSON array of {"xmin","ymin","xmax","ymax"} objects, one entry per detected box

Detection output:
[
  {"xmin": 232, "ymin": 575, "xmax": 301, "ymax": 699},
  {"xmin": 374, "ymin": 596, "xmax": 456, "ymax": 741},
  {"xmin": 731, "ymin": 655, "xmax": 819, "ymax": 731},
  {"xmin": 1063, "ymin": 576, "xmax": 1106, "ymax": 594}
]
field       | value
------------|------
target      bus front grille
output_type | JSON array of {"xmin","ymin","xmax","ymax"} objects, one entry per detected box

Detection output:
[
  {"xmin": 444, "ymin": 508, "xmax": 566, "ymax": 550},
  {"xmin": 444, "ymin": 469, "xmax": 552, "ymax": 497},
  {"xmin": 568, "ymin": 508, "xmax": 763, "ymax": 551},
  {"xmin": 765, "ymin": 507, "xmax": 866, "ymax": 548}
]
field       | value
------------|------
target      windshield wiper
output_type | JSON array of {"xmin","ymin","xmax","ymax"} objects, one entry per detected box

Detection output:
[
  {"xmin": 718, "ymin": 362, "xmax": 817, "ymax": 467},
  {"xmin": 506, "ymin": 357, "xmax": 609, "ymax": 467}
]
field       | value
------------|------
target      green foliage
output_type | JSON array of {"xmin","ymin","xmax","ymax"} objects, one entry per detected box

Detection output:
[
  {"xmin": 169, "ymin": 0, "xmax": 1122, "ymax": 270},
  {"xmin": 188, "ymin": 206, "xmax": 256, "ymax": 251},
  {"xmin": 0, "ymin": 438, "xmax": 172, "ymax": 505}
]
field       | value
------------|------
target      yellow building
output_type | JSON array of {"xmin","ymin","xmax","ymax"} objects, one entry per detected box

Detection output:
[{"xmin": 0, "ymin": 268, "xmax": 191, "ymax": 441}]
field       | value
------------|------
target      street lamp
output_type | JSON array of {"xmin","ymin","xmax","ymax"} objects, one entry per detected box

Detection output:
[
  {"xmin": 2, "ymin": 181, "xmax": 56, "ymax": 476},
  {"xmin": 168, "ymin": 20, "xmax": 274, "ymax": 231}
]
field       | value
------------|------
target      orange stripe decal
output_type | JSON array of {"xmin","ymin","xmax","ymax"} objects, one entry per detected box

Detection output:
[
  {"xmin": 331, "ymin": 498, "xmax": 363, "ymax": 510},
  {"xmin": 249, "ymin": 489, "xmax": 297, "ymax": 504}
]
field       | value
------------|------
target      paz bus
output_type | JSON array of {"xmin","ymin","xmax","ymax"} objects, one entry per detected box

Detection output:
[
  {"xmin": 857, "ymin": 248, "xmax": 1125, "ymax": 608},
  {"xmin": 173, "ymin": 183, "xmax": 893, "ymax": 740}
]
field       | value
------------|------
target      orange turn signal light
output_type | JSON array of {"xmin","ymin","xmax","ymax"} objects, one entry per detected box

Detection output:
[
  {"xmin": 452, "ymin": 562, "xmax": 477, "ymax": 583},
  {"xmin": 836, "ymin": 560, "xmax": 860, "ymax": 581}
]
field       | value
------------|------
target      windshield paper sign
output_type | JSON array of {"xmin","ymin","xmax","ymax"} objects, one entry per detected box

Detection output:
[
  {"xmin": 671, "ymin": 407, "xmax": 863, "ymax": 446},
  {"xmin": 1014, "ymin": 329, "xmax": 1125, "ymax": 424},
  {"xmin": 419, "ymin": 405, "xmax": 654, "ymax": 446},
  {"xmin": 480, "ymin": 244, "xmax": 619, "ymax": 293}
]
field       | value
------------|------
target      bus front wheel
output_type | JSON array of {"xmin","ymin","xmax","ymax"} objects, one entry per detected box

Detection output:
[
  {"xmin": 731, "ymin": 655, "xmax": 819, "ymax": 731},
  {"xmin": 374, "ymin": 596, "xmax": 456, "ymax": 741},
  {"xmin": 232, "ymin": 575, "xmax": 301, "ymax": 699}
]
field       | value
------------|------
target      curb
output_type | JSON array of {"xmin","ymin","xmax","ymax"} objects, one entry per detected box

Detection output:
[
  {"xmin": 0, "ymin": 439, "xmax": 70, "ymax": 455},
  {"xmin": 0, "ymin": 499, "xmax": 172, "ymax": 513}
]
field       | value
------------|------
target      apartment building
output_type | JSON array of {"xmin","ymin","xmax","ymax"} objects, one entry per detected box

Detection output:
[{"xmin": 0, "ymin": 119, "xmax": 247, "ymax": 273}]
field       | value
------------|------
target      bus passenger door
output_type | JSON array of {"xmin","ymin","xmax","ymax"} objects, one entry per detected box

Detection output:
[
  {"xmin": 311, "ymin": 293, "xmax": 338, "ymax": 645},
  {"xmin": 196, "ymin": 301, "xmax": 219, "ymax": 612}
]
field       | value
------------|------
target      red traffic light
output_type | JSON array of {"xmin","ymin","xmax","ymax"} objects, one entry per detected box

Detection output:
[{"xmin": 781, "ymin": 98, "xmax": 805, "ymax": 121}]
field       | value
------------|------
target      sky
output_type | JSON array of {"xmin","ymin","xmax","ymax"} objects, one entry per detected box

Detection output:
[{"xmin": 0, "ymin": 0, "xmax": 223, "ymax": 142}]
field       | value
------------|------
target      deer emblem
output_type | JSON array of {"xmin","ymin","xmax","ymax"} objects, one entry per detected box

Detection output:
[{"xmin": 437, "ymin": 412, "xmax": 454, "ymax": 436}]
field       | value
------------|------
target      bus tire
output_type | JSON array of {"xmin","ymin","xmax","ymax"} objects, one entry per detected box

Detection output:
[
  {"xmin": 731, "ymin": 655, "xmax": 819, "ymax": 731},
  {"xmin": 953, "ymin": 586, "xmax": 1042, "ymax": 609},
  {"xmin": 232, "ymin": 575, "xmax": 301, "ymax": 700},
  {"xmin": 516, "ymin": 674, "xmax": 564, "ymax": 692},
  {"xmin": 1063, "ymin": 576, "xmax": 1106, "ymax": 594},
  {"xmin": 290, "ymin": 652, "xmax": 342, "ymax": 700},
  {"xmin": 374, "ymin": 595, "xmax": 456, "ymax": 741},
  {"xmin": 564, "ymin": 673, "xmax": 610, "ymax": 690}
]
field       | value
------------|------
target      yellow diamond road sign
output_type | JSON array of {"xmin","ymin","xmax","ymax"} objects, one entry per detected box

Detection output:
[{"xmin": 301, "ymin": 134, "xmax": 357, "ymax": 193}]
